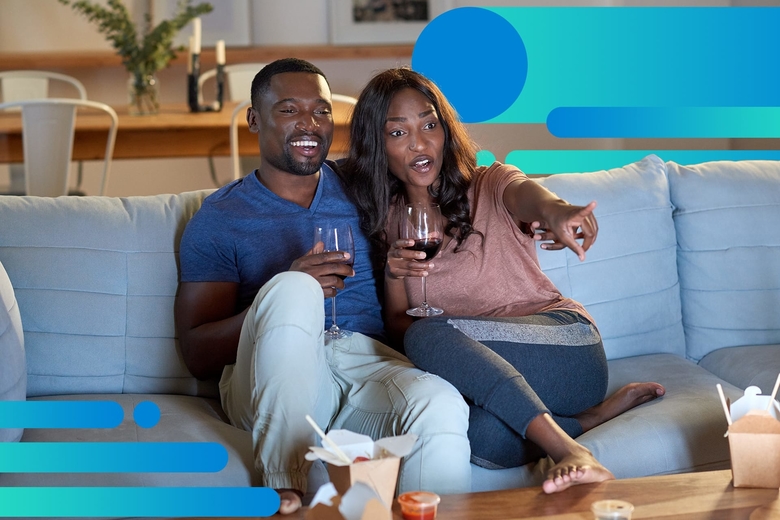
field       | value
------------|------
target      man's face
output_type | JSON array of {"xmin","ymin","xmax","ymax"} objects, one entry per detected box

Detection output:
[{"xmin": 249, "ymin": 72, "xmax": 334, "ymax": 176}]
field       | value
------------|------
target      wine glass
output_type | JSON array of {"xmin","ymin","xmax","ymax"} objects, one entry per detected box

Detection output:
[
  {"xmin": 402, "ymin": 203, "xmax": 444, "ymax": 317},
  {"xmin": 313, "ymin": 223, "xmax": 355, "ymax": 339}
]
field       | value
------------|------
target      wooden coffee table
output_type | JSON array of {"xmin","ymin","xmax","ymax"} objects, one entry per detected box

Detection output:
[{"xmin": 248, "ymin": 469, "xmax": 778, "ymax": 519}]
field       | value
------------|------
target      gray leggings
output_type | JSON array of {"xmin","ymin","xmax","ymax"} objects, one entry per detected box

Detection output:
[{"xmin": 404, "ymin": 310, "xmax": 607, "ymax": 469}]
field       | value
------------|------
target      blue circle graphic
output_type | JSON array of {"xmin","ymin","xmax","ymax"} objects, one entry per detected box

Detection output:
[
  {"xmin": 412, "ymin": 7, "xmax": 527, "ymax": 123},
  {"xmin": 133, "ymin": 401, "xmax": 161, "ymax": 429}
]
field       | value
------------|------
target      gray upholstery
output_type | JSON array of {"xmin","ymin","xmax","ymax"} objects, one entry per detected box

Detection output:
[
  {"xmin": 536, "ymin": 155, "xmax": 685, "ymax": 360},
  {"xmin": 0, "ymin": 258, "xmax": 26, "ymax": 442},
  {"xmin": 667, "ymin": 160, "xmax": 780, "ymax": 362},
  {"xmin": 0, "ymin": 192, "xmax": 218, "ymax": 399},
  {"xmin": 0, "ymin": 156, "xmax": 779, "ymax": 503},
  {"xmin": 699, "ymin": 345, "xmax": 780, "ymax": 394}
]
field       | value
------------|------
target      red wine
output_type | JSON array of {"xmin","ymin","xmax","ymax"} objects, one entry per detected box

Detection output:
[{"xmin": 410, "ymin": 238, "xmax": 442, "ymax": 260}]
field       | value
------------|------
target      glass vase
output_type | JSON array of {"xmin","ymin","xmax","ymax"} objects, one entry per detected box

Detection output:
[{"xmin": 128, "ymin": 73, "xmax": 160, "ymax": 116}]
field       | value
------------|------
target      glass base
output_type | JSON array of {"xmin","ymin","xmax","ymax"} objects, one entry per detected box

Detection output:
[
  {"xmin": 325, "ymin": 326, "xmax": 353, "ymax": 340},
  {"xmin": 406, "ymin": 304, "xmax": 444, "ymax": 317}
]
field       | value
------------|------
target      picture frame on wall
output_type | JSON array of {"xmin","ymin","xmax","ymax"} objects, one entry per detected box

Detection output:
[
  {"xmin": 154, "ymin": 0, "xmax": 252, "ymax": 47},
  {"xmin": 329, "ymin": 0, "xmax": 452, "ymax": 45}
]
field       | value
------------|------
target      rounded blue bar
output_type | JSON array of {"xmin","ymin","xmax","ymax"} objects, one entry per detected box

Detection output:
[
  {"xmin": 0, "ymin": 401, "xmax": 123, "ymax": 428},
  {"xmin": 0, "ymin": 487, "xmax": 280, "ymax": 517},
  {"xmin": 0, "ymin": 442, "xmax": 229, "ymax": 473}
]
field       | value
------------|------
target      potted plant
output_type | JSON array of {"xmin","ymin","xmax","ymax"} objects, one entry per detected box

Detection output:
[{"xmin": 59, "ymin": 0, "xmax": 213, "ymax": 115}]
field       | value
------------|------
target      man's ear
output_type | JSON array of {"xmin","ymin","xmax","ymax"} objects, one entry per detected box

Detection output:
[{"xmin": 247, "ymin": 106, "xmax": 259, "ymax": 134}]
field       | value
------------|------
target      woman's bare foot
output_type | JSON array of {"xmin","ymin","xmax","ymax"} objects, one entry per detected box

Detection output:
[
  {"xmin": 576, "ymin": 382, "xmax": 665, "ymax": 433},
  {"xmin": 277, "ymin": 489, "xmax": 303, "ymax": 515},
  {"xmin": 542, "ymin": 446, "xmax": 615, "ymax": 494}
]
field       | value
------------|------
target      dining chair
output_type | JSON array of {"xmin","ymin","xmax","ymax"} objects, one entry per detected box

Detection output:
[
  {"xmin": 197, "ymin": 62, "xmax": 267, "ymax": 107},
  {"xmin": 0, "ymin": 99, "xmax": 118, "ymax": 197},
  {"xmin": 229, "ymin": 94, "xmax": 358, "ymax": 182},
  {"xmin": 0, "ymin": 70, "xmax": 87, "ymax": 102},
  {"xmin": 197, "ymin": 63, "xmax": 268, "ymax": 186},
  {"xmin": 0, "ymin": 70, "xmax": 88, "ymax": 195}
]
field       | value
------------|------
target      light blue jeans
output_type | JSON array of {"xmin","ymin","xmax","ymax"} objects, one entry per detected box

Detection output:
[{"xmin": 219, "ymin": 271, "xmax": 471, "ymax": 495}]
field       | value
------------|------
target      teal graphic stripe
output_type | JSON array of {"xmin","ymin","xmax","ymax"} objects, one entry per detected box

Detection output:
[
  {"xmin": 0, "ymin": 401, "xmax": 123, "ymax": 428},
  {"xmin": 0, "ymin": 487, "xmax": 280, "ymax": 517},
  {"xmin": 0, "ymin": 442, "xmax": 228, "ymax": 472},
  {"xmin": 500, "ymin": 150, "xmax": 780, "ymax": 175},
  {"xmin": 548, "ymin": 107, "xmax": 780, "ymax": 138},
  {"xmin": 412, "ymin": 7, "xmax": 780, "ymax": 124}
]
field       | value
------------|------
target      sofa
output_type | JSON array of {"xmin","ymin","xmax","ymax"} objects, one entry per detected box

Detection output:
[{"xmin": 1, "ymin": 154, "xmax": 779, "ymax": 508}]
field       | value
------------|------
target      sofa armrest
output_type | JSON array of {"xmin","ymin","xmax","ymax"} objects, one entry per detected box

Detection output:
[{"xmin": 0, "ymin": 259, "xmax": 26, "ymax": 442}]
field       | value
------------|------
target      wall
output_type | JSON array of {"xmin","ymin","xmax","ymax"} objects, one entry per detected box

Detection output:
[{"xmin": 0, "ymin": 0, "xmax": 771, "ymax": 195}]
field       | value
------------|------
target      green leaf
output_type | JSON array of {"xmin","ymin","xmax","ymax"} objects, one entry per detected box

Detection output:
[{"xmin": 58, "ymin": 0, "xmax": 213, "ymax": 75}]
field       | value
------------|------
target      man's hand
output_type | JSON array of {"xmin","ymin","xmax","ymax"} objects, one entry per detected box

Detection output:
[
  {"xmin": 290, "ymin": 242, "xmax": 353, "ymax": 298},
  {"xmin": 533, "ymin": 200, "xmax": 598, "ymax": 261}
]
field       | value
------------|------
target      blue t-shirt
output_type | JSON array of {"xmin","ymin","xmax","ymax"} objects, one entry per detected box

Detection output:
[{"xmin": 179, "ymin": 162, "xmax": 385, "ymax": 340}]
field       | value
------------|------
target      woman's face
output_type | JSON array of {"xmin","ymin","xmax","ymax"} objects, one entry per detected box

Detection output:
[{"xmin": 384, "ymin": 88, "xmax": 445, "ymax": 201}]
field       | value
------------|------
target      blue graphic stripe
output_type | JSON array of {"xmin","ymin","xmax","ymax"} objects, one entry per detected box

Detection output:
[
  {"xmin": 0, "ymin": 401, "xmax": 123, "ymax": 428},
  {"xmin": 501, "ymin": 150, "xmax": 780, "ymax": 175},
  {"xmin": 0, "ymin": 442, "xmax": 228, "ymax": 473},
  {"xmin": 0, "ymin": 487, "xmax": 280, "ymax": 517},
  {"xmin": 413, "ymin": 7, "xmax": 780, "ymax": 123},
  {"xmin": 548, "ymin": 107, "xmax": 780, "ymax": 138}
]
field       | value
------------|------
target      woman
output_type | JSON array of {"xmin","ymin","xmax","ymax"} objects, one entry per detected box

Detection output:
[{"xmin": 342, "ymin": 67, "xmax": 665, "ymax": 494}]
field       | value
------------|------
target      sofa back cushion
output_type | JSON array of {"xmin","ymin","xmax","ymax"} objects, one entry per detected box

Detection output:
[
  {"xmin": 0, "ymin": 191, "xmax": 217, "ymax": 398},
  {"xmin": 668, "ymin": 160, "xmax": 780, "ymax": 361},
  {"xmin": 0, "ymin": 259, "xmax": 26, "ymax": 442},
  {"xmin": 536, "ymin": 155, "xmax": 685, "ymax": 360}
]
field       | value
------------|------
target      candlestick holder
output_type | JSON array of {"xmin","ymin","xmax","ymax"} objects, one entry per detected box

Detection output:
[{"xmin": 187, "ymin": 53, "xmax": 224, "ymax": 112}]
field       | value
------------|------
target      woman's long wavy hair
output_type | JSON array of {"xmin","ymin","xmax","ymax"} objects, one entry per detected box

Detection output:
[{"xmin": 342, "ymin": 67, "xmax": 480, "ymax": 263}]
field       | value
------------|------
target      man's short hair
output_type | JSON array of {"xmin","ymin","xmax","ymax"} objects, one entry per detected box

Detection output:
[{"xmin": 250, "ymin": 58, "xmax": 329, "ymax": 109}]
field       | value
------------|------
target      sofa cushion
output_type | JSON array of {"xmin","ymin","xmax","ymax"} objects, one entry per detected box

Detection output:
[
  {"xmin": 699, "ymin": 345, "xmax": 780, "ymax": 393},
  {"xmin": 536, "ymin": 155, "xmax": 685, "ymax": 360},
  {"xmin": 0, "ymin": 259, "xmax": 26, "ymax": 442},
  {"xmin": 0, "ymin": 192, "xmax": 216, "ymax": 398},
  {"xmin": 583, "ymin": 353, "xmax": 739, "ymax": 478},
  {"xmin": 667, "ymin": 160, "xmax": 780, "ymax": 361},
  {"xmin": 470, "ymin": 353, "xmax": 740, "ymax": 491}
]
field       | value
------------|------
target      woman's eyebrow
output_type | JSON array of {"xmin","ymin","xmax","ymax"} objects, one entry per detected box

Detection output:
[{"xmin": 386, "ymin": 109, "xmax": 435, "ymax": 123}]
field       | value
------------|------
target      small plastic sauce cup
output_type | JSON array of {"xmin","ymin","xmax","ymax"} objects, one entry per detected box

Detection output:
[
  {"xmin": 397, "ymin": 491, "xmax": 441, "ymax": 520},
  {"xmin": 590, "ymin": 499, "xmax": 634, "ymax": 520}
]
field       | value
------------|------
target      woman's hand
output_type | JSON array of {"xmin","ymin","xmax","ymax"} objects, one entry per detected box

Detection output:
[
  {"xmin": 534, "ymin": 200, "xmax": 598, "ymax": 261},
  {"xmin": 386, "ymin": 239, "xmax": 433, "ymax": 279}
]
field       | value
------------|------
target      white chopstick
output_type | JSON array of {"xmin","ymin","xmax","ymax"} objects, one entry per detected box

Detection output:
[
  {"xmin": 305, "ymin": 414, "xmax": 352, "ymax": 464},
  {"xmin": 717, "ymin": 384, "xmax": 732, "ymax": 426},
  {"xmin": 765, "ymin": 373, "xmax": 780, "ymax": 413}
]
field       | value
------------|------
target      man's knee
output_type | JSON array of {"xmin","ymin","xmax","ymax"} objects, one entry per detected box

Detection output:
[
  {"xmin": 246, "ymin": 271, "xmax": 324, "ymax": 336},
  {"xmin": 257, "ymin": 271, "xmax": 323, "ymax": 308},
  {"xmin": 390, "ymin": 368, "xmax": 469, "ymax": 435}
]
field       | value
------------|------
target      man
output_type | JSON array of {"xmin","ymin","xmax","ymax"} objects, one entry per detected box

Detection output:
[{"xmin": 174, "ymin": 58, "xmax": 471, "ymax": 515}]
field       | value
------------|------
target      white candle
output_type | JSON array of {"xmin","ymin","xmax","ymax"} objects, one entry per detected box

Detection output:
[
  {"xmin": 187, "ymin": 36, "xmax": 194, "ymax": 74},
  {"xmin": 216, "ymin": 40, "xmax": 225, "ymax": 65},
  {"xmin": 192, "ymin": 17, "xmax": 201, "ymax": 55}
]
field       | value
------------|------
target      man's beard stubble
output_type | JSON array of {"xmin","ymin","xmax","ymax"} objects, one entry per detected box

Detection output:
[{"xmin": 269, "ymin": 145, "xmax": 328, "ymax": 177}]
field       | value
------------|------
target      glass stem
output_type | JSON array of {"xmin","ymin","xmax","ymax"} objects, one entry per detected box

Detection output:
[
  {"xmin": 331, "ymin": 295, "xmax": 338, "ymax": 330},
  {"xmin": 421, "ymin": 277, "xmax": 429, "ymax": 308}
]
